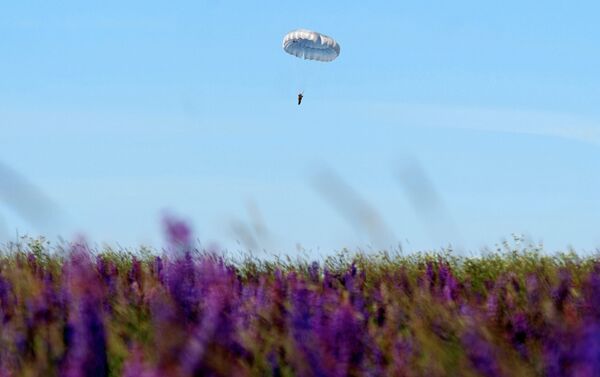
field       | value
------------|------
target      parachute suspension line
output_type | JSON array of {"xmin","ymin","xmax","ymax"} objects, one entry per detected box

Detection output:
[
  {"xmin": 291, "ymin": 53, "xmax": 310, "ymax": 103},
  {"xmin": 291, "ymin": 53, "xmax": 300, "ymax": 96},
  {"xmin": 287, "ymin": 45, "xmax": 303, "ymax": 100},
  {"xmin": 295, "ymin": 56, "xmax": 306, "ymax": 97}
]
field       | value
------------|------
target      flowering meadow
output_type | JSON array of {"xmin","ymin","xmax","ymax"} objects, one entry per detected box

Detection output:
[{"xmin": 0, "ymin": 222, "xmax": 599, "ymax": 376}]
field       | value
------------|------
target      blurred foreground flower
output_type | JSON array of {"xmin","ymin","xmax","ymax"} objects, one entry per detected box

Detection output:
[{"xmin": 0, "ymin": 226, "xmax": 598, "ymax": 376}]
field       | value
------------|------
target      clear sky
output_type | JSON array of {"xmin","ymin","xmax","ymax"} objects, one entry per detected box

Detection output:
[{"xmin": 2, "ymin": 1, "xmax": 600, "ymax": 255}]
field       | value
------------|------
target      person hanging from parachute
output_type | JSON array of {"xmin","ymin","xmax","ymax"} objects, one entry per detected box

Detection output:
[{"xmin": 282, "ymin": 29, "xmax": 340, "ymax": 106}]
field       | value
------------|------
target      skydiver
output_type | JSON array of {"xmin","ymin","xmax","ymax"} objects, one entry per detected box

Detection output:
[{"xmin": 297, "ymin": 92, "xmax": 303, "ymax": 105}]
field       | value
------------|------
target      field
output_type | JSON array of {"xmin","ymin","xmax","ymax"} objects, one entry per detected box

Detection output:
[{"xmin": 0, "ymin": 220, "xmax": 599, "ymax": 376}]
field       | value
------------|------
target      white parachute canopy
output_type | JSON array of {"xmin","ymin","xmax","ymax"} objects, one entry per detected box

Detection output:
[{"xmin": 282, "ymin": 29, "xmax": 340, "ymax": 62}]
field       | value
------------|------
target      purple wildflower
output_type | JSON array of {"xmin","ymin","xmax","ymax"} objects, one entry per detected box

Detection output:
[
  {"xmin": 582, "ymin": 264, "xmax": 600, "ymax": 319},
  {"xmin": 462, "ymin": 329, "xmax": 504, "ymax": 377},
  {"xmin": 552, "ymin": 269, "xmax": 572, "ymax": 313},
  {"xmin": 122, "ymin": 347, "xmax": 159, "ymax": 377},
  {"xmin": 0, "ymin": 275, "xmax": 14, "ymax": 323},
  {"xmin": 525, "ymin": 273, "xmax": 540, "ymax": 304},
  {"xmin": 394, "ymin": 268, "xmax": 413, "ymax": 298},
  {"xmin": 426, "ymin": 261, "xmax": 436, "ymax": 292},
  {"xmin": 163, "ymin": 215, "xmax": 192, "ymax": 251},
  {"xmin": 543, "ymin": 329, "xmax": 576, "ymax": 377},
  {"xmin": 572, "ymin": 321, "xmax": 600, "ymax": 376},
  {"xmin": 509, "ymin": 312, "xmax": 529, "ymax": 358},
  {"xmin": 289, "ymin": 280, "xmax": 327, "ymax": 377},
  {"xmin": 390, "ymin": 337, "xmax": 414, "ymax": 376},
  {"xmin": 268, "ymin": 351, "xmax": 283, "ymax": 377},
  {"xmin": 166, "ymin": 252, "xmax": 199, "ymax": 323},
  {"xmin": 178, "ymin": 261, "xmax": 233, "ymax": 376},
  {"xmin": 308, "ymin": 261, "xmax": 320, "ymax": 283},
  {"xmin": 152, "ymin": 256, "xmax": 164, "ymax": 284},
  {"xmin": 61, "ymin": 244, "xmax": 109, "ymax": 377},
  {"xmin": 325, "ymin": 303, "xmax": 364, "ymax": 377},
  {"xmin": 438, "ymin": 262, "xmax": 459, "ymax": 303}
]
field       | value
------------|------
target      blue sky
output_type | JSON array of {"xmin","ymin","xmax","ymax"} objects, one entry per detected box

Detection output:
[{"xmin": 2, "ymin": 1, "xmax": 600, "ymax": 255}]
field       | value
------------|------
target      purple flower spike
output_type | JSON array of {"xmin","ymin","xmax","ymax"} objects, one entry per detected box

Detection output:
[
  {"xmin": 308, "ymin": 261, "xmax": 320, "ymax": 283},
  {"xmin": 323, "ymin": 267, "xmax": 335, "ymax": 290},
  {"xmin": 128, "ymin": 257, "xmax": 143, "ymax": 290},
  {"xmin": 326, "ymin": 303, "xmax": 364, "ymax": 377},
  {"xmin": 178, "ymin": 263, "xmax": 233, "ymax": 376},
  {"xmin": 122, "ymin": 347, "xmax": 159, "ymax": 377},
  {"xmin": 162, "ymin": 215, "xmax": 193, "ymax": 251},
  {"xmin": 152, "ymin": 256, "xmax": 164, "ymax": 284},
  {"xmin": 509, "ymin": 312, "xmax": 529, "ymax": 357},
  {"xmin": 166, "ymin": 252, "xmax": 199, "ymax": 323},
  {"xmin": 572, "ymin": 322, "xmax": 600, "ymax": 376},
  {"xmin": 525, "ymin": 273, "xmax": 540, "ymax": 304},
  {"xmin": 542, "ymin": 324, "xmax": 579, "ymax": 377},
  {"xmin": 0, "ymin": 275, "xmax": 14, "ymax": 323},
  {"xmin": 462, "ymin": 329, "xmax": 504, "ymax": 377},
  {"xmin": 268, "ymin": 351, "xmax": 282, "ymax": 377},
  {"xmin": 552, "ymin": 268, "xmax": 572, "ymax": 313},
  {"xmin": 61, "ymin": 244, "xmax": 110, "ymax": 377},
  {"xmin": 426, "ymin": 261, "xmax": 436, "ymax": 291},
  {"xmin": 63, "ymin": 297, "xmax": 109, "ymax": 377},
  {"xmin": 583, "ymin": 265, "xmax": 600, "ymax": 319},
  {"xmin": 437, "ymin": 262, "xmax": 459, "ymax": 303},
  {"xmin": 289, "ymin": 282, "xmax": 327, "ymax": 377}
]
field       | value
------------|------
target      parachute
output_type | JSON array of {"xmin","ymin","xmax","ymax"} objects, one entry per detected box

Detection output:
[{"xmin": 282, "ymin": 29, "xmax": 340, "ymax": 62}]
